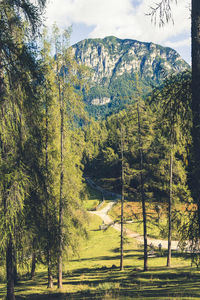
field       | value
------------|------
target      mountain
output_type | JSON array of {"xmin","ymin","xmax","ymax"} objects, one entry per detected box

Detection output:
[{"xmin": 72, "ymin": 36, "xmax": 189, "ymax": 119}]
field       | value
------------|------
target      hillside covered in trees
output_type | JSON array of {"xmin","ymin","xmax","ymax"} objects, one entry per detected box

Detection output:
[{"xmin": 72, "ymin": 36, "xmax": 189, "ymax": 119}]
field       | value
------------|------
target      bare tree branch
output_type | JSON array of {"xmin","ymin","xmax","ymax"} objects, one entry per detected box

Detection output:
[{"xmin": 146, "ymin": 0, "xmax": 177, "ymax": 27}]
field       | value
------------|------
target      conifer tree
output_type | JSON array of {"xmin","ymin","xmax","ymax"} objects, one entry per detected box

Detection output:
[
  {"xmin": 0, "ymin": 1, "xmax": 47, "ymax": 298},
  {"xmin": 120, "ymin": 125, "xmax": 125, "ymax": 271},
  {"xmin": 150, "ymin": 73, "xmax": 192, "ymax": 265},
  {"xmin": 52, "ymin": 25, "xmax": 87, "ymax": 288},
  {"xmin": 125, "ymin": 77, "xmax": 154, "ymax": 271},
  {"xmin": 38, "ymin": 29, "xmax": 60, "ymax": 288}
]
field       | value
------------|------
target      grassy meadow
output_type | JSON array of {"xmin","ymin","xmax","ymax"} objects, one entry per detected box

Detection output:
[{"xmin": 0, "ymin": 193, "xmax": 199, "ymax": 299}]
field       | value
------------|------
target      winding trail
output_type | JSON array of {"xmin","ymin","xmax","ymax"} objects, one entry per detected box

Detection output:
[{"xmin": 90, "ymin": 201, "xmax": 179, "ymax": 250}]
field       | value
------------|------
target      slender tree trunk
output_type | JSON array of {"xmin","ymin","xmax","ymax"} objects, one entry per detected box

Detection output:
[
  {"xmin": 13, "ymin": 247, "xmax": 18, "ymax": 285},
  {"xmin": 0, "ymin": 59, "xmax": 5, "ymax": 97},
  {"xmin": 54, "ymin": 35, "xmax": 64, "ymax": 288},
  {"xmin": 58, "ymin": 90, "xmax": 64, "ymax": 289},
  {"xmin": 192, "ymin": 0, "xmax": 200, "ymax": 238},
  {"xmin": 137, "ymin": 102, "xmax": 148, "ymax": 271},
  {"xmin": 45, "ymin": 104, "xmax": 54, "ymax": 288},
  {"xmin": 3, "ymin": 168, "xmax": 15, "ymax": 300},
  {"xmin": 31, "ymin": 251, "xmax": 36, "ymax": 279},
  {"xmin": 46, "ymin": 135, "xmax": 54, "ymax": 289},
  {"xmin": 48, "ymin": 255, "xmax": 54, "ymax": 289},
  {"xmin": 6, "ymin": 237, "xmax": 15, "ymax": 300},
  {"xmin": 167, "ymin": 150, "xmax": 173, "ymax": 267},
  {"xmin": 120, "ymin": 126, "xmax": 125, "ymax": 271}
]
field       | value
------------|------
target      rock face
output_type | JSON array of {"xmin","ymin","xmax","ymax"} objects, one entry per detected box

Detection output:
[
  {"xmin": 73, "ymin": 36, "xmax": 188, "ymax": 86},
  {"xmin": 91, "ymin": 97, "xmax": 111, "ymax": 105},
  {"xmin": 72, "ymin": 36, "xmax": 189, "ymax": 117}
]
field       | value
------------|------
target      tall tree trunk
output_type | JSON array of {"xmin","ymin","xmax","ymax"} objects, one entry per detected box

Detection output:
[
  {"xmin": 192, "ymin": 0, "xmax": 200, "ymax": 238},
  {"xmin": 137, "ymin": 102, "xmax": 148, "ymax": 271},
  {"xmin": 45, "ymin": 104, "xmax": 54, "ymax": 288},
  {"xmin": 120, "ymin": 126, "xmax": 125, "ymax": 271},
  {"xmin": 0, "ymin": 59, "xmax": 5, "ymax": 97},
  {"xmin": 54, "ymin": 34, "xmax": 64, "ymax": 289},
  {"xmin": 31, "ymin": 251, "xmax": 36, "ymax": 279},
  {"xmin": 3, "ymin": 166, "xmax": 15, "ymax": 300},
  {"xmin": 48, "ymin": 254, "xmax": 54, "ymax": 289},
  {"xmin": 13, "ymin": 247, "xmax": 18, "ymax": 285},
  {"xmin": 167, "ymin": 150, "xmax": 173, "ymax": 267},
  {"xmin": 58, "ymin": 92, "xmax": 64, "ymax": 289},
  {"xmin": 6, "ymin": 237, "xmax": 15, "ymax": 300}
]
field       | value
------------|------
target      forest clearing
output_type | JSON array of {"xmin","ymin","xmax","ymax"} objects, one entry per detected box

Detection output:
[
  {"xmin": 0, "ymin": 209, "xmax": 199, "ymax": 299},
  {"xmin": 0, "ymin": 187, "xmax": 199, "ymax": 299}
]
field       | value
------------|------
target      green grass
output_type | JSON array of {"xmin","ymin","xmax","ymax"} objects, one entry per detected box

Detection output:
[
  {"xmin": 125, "ymin": 220, "xmax": 167, "ymax": 240},
  {"xmin": 83, "ymin": 184, "xmax": 103, "ymax": 210},
  {"xmin": 109, "ymin": 201, "xmax": 181, "ymax": 240},
  {"xmin": 0, "ymin": 213, "xmax": 200, "ymax": 299},
  {"xmin": 83, "ymin": 182, "xmax": 117, "ymax": 211}
]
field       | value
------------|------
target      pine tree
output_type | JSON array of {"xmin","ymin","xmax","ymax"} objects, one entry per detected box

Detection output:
[
  {"xmin": 0, "ymin": 2, "xmax": 46, "ymax": 298},
  {"xmin": 39, "ymin": 29, "xmax": 60, "ymax": 288},
  {"xmin": 52, "ymin": 25, "xmax": 87, "ymax": 288},
  {"xmin": 120, "ymin": 125, "xmax": 125, "ymax": 271},
  {"xmin": 125, "ymin": 77, "xmax": 154, "ymax": 271},
  {"xmin": 150, "ymin": 73, "xmax": 192, "ymax": 265}
]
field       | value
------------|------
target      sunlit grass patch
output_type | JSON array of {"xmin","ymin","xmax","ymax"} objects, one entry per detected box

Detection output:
[{"xmin": 0, "ymin": 212, "xmax": 199, "ymax": 300}]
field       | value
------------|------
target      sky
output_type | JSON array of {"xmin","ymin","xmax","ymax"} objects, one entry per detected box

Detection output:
[{"xmin": 45, "ymin": 0, "xmax": 191, "ymax": 64}]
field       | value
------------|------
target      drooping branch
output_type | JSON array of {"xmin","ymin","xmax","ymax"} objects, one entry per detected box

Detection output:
[{"xmin": 146, "ymin": 0, "xmax": 177, "ymax": 27}]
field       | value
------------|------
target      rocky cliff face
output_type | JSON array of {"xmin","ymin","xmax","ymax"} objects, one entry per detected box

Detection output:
[
  {"xmin": 72, "ymin": 36, "xmax": 189, "ymax": 87},
  {"xmin": 72, "ymin": 36, "xmax": 189, "ymax": 118}
]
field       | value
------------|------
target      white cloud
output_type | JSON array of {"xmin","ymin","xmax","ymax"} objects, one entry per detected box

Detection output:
[
  {"xmin": 164, "ymin": 37, "xmax": 191, "ymax": 49},
  {"xmin": 45, "ymin": 0, "xmax": 190, "ymax": 50}
]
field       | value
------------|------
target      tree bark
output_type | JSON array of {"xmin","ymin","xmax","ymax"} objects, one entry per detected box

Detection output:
[
  {"xmin": 54, "ymin": 33, "xmax": 64, "ymax": 289},
  {"xmin": 45, "ymin": 103, "xmax": 54, "ymax": 288},
  {"xmin": 137, "ymin": 102, "xmax": 148, "ymax": 271},
  {"xmin": 58, "ymin": 85, "xmax": 64, "ymax": 289},
  {"xmin": 6, "ymin": 237, "xmax": 15, "ymax": 300},
  {"xmin": 0, "ymin": 59, "xmax": 5, "ymax": 97},
  {"xmin": 120, "ymin": 126, "xmax": 125, "ymax": 271},
  {"xmin": 31, "ymin": 251, "xmax": 36, "ymax": 279},
  {"xmin": 192, "ymin": 0, "xmax": 200, "ymax": 238},
  {"xmin": 48, "ymin": 255, "xmax": 54, "ymax": 289},
  {"xmin": 167, "ymin": 151, "xmax": 173, "ymax": 267},
  {"xmin": 13, "ymin": 249, "xmax": 18, "ymax": 285}
]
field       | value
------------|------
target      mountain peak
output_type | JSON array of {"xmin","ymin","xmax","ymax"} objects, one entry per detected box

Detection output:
[
  {"xmin": 73, "ymin": 36, "xmax": 189, "ymax": 83},
  {"xmin": 72, "ymin": 36, "xmax": 189, "ymax": 118}
]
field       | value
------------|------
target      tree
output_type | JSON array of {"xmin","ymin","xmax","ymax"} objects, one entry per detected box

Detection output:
[
  {"xmin": 120, "ymin": 125, "xmax": 125, "ymax": 271},
  {"xmin": 150, "ymin": 72, "xmax": 192, "ymax": 265},
  {"xmin": 148, "ymin": 0, "xmax": 200, "ymax": 240},
  {"xmin": 0, "ymin": 0, "xmax": 46, "ymax": 96},
  {"xmin": 136, "ymin": 98, "xmax": 148, "ymax": 271},
  {"xmin": 0, "ymin": 2, "xmax": 47, "ymax": 298},
  {"xmin": 52, "ymin": 25, "xmax": 87, "ymax": 289},
  {"xmin": 38, "ymin": 29, "xmax": 60, "ymax": 288},
  {"xmin": 0, "ymin": 38, "xmax": 43, "ymax": 300},
  {"xmin": 129, "ymin": 77, "xmax": 150, "ymax": 271},
  {"xmin": 191, "ymin": 1, "xmax": 200, "ymax": 239}
]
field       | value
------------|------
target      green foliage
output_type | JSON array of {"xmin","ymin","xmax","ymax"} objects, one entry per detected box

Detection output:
[
  {"xmin": 0, "ymin": 213, "xmax": 198, "ymax": 300},
  {"xmin": 83, "ymin": 73, "xmax": 192, "ymax": 255},
  {"xmin": 0, "ymin": 20, "xmax": 88, "ymax": 292},
  {"xmin": 51, "ymin": 25, "xmax": 88, "ymax": 270},
  {"xmin": 74, "ymin": 36, "xmax": 189, "ymax": 119},
  {"xmin": 85, "ymin": 73, "xmax": 154, "ymax": 119}
]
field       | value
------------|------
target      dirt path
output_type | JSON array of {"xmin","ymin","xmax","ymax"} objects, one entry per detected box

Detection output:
[{"xmin": 90, "ymin": 201, "xmax": 179, "ymax": 250}]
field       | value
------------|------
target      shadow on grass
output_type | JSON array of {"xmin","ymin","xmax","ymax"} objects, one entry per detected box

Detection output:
[
  {"xmin": 15, "ymin": 290, "xmax": 115, "ymax": 300},
  {"xmin": 72, "ymin": 254, "xmax": 143, "ymax": 263},
  {"xmin": 5, "ymin": 265, "xmax": 200, "ymax": 300},
  {"xmin": 112, "ymin": 248, "xmax": 144, "ymax": 254}
]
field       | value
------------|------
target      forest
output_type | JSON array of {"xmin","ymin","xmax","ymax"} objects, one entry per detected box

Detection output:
[{"xmin": 1, "ymin": 0, "xmax": 200, "ymax": 300}]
